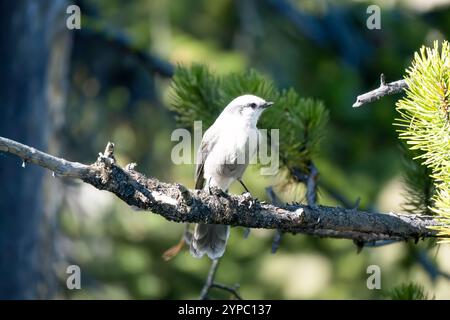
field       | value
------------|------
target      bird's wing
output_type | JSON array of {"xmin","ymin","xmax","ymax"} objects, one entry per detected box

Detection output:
[{"xmin": 194, "ymin": 126, "xmax": 217, "ymax": 190}]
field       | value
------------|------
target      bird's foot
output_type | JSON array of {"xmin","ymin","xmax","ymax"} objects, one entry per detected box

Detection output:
[{"xmin": 207, "ymin": 186, "xmax": 228, "ymax": 198}]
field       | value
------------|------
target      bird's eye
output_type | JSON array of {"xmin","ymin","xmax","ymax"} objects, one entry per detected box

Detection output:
[{"xmin": 249, "ymin": 103, "xmax": 257, "ymax": 109}]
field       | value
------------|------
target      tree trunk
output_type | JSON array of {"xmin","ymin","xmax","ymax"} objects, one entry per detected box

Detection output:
[{"xmin": 0, "ymin": 0, "xmax": 70, "ymax": 299}]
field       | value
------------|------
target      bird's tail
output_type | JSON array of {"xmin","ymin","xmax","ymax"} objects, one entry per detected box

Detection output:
[{"xmin": 190, "ymin": 224, "xmax": 230, "ymax": 259}]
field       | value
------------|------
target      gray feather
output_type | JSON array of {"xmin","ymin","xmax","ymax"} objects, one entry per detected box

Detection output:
[
  {"xmin": 195, "ymin": 126, "xmax": 217, "ymax": 190},
  {"xmin": 190, "ymin": 224, "xmax": 230, "ymax": 259}
]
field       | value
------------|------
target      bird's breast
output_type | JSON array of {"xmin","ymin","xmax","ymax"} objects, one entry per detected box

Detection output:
[{"xmin": 203, "ymin": 124, "xmax": 258, "ymax": 186}]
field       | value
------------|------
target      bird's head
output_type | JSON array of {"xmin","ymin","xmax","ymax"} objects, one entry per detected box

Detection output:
[{"xmin": 222, "ymin": 94, "xmax": 274, "ymax": 127}]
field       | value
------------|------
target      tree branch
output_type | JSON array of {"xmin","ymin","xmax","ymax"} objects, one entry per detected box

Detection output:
[
  {"xmin": 306, "ymin": 162, "xmax": 319, "ymax": 206},
  {"xmin": 352, "ymin": 75, "xmax": 408, "ymax": 108},
  {"xmin": 0, "ymin": 136, "xmax": 446, "ymax": 243},
  {"xmin": 199, "ymin": 259, "xmax": 219, "ymax": 300},
  {"xmin": 199, "ymin": 259, "xmax": 242, "ymax": 300},
  {"xmin": 319, "ymin": 180, "xmax": 355, "ymax": 209},
  {"xmin": 416, "ymin": 249, "xmax": 450, "ymax": 282},
  {"xmin": 267, "ymin": 162, "xmax": 318, "ymax": 253},
  {"xmin": 266, "ymin": 186, "xmax": 283, "ymax": 253},
  {"xmin": 78, "ymin": 19, "xmax": 174, "ymax": 78},
  {"xmin": 0, "ymin": 137, "xmax": 90, "ymax": 178}
]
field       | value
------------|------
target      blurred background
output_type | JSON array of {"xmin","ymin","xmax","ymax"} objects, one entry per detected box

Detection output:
[{"xmin": 1, "ymin": 0, "xmax": 450, "ymax": 299}]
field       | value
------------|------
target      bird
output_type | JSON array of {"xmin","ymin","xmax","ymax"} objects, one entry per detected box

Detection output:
[{"xmin": 190, "ymin": 94, "xmax": 274, "ymax": 259}]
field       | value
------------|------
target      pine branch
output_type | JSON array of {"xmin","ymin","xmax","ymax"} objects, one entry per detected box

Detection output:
[
  {"xmin": 0, "ymin": 136, "xmax": 445, "ymax": 242},
  {"xmin": 353, "ymin": 74, "xmax": 407, "ymax": 108},
  {"xmin": 395, "ymin": 41, "xmax": 450, "ymax": 232},
  {"xmin": 388, "ymin": 282, "xmax": 430, "ymax": 300}
]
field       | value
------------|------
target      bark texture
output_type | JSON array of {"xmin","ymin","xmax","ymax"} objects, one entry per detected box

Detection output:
[{"xmin": 0, "ymin": 138, "xmax": 444, "ymax": 245}]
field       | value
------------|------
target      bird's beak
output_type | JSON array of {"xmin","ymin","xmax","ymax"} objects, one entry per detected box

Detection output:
[{"xmin": 263, "ymin": 101, "xmax": 274, "ymax": 109}]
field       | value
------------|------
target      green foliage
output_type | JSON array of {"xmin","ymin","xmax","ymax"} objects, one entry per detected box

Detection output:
[
  {"xmin": 169, "ymin": 64, "xmax": 223, "ymax": 129},
  {"xmin": 261, "ymin": 90, "xmax": 328, "ymax": 173},
  {"xmin": 387, "ymin": 282, "xmax": 430, "ymax": 300},
  {"xmin": 169, "ymin": 64, "xmax": 329, "ymax": 176},
  {"xmin": 395, "ymin": 41, "xmax": 450, "ymax": 240},
  {"xmin": 400, "ymin": 145, "xmax": 434, "ymax": 215},
  {"xmin": 221, "ymin": 69, "xmax": 279, "ymax": 105}
]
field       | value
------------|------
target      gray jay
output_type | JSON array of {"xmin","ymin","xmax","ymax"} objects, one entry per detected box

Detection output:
[{"xmin": 190, "ymin": 94, "xmax": 273, "ymax": 259}]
